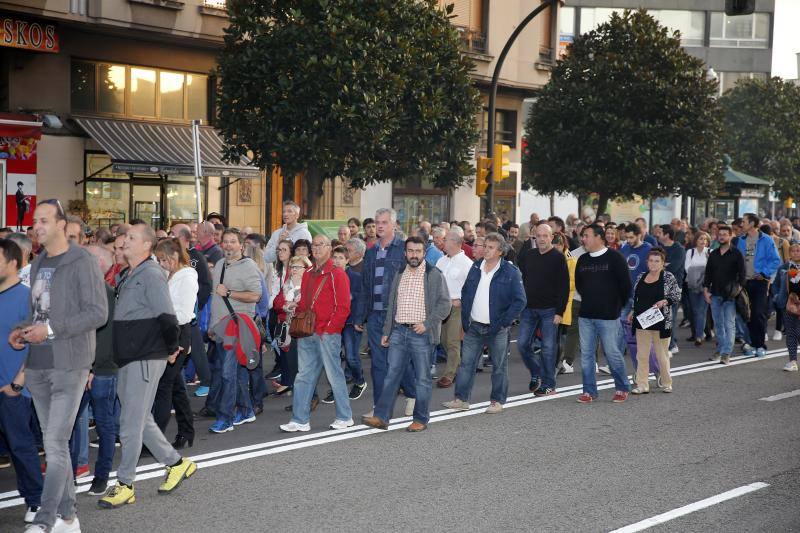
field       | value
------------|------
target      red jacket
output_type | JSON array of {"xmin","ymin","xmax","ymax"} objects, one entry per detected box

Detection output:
[{"xmin": 296, "ymin": 259, "xmax": 350, "ymax": 336}]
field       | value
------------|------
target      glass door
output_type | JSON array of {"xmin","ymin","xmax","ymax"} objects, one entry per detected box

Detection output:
[{"xmin": 132, "ymin": 184, "xmax": 161, "ymax": 228}]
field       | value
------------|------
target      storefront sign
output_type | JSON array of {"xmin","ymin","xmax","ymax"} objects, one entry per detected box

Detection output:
[
  {"xmin": 1, "ymin": 115, "xmax": 41, "ymax": 229},
  {"xmin": 0, "ymin": 16, "xmax": 59, "ymax": 53},
  {"xmin": 739, "ymin": 188, "xmax": 764, "ymax": 198}
]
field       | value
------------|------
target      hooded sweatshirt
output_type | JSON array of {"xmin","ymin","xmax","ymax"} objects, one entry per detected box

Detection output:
[{"xmin": 263, "ymin": 222, "xmax": 313, "ymax": 263}]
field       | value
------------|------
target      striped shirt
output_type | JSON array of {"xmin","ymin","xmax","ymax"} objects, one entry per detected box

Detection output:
[
  {"xmin": 395, "ymin": 266, "xmax": 426, "ymax": 324},
  {"xmin": 372, "ymin": 244, "xmax": 389, "ymax": 311}
]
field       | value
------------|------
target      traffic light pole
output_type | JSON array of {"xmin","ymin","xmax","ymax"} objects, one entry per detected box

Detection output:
[{"xmin": 485, "ymin": 0, "xmax": 557, "ymax": 217}]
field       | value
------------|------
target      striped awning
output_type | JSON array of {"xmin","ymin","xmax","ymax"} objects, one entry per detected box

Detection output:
[{"xmin": 75, "ymin": 116, "xmax": 261, "ymax": 179}]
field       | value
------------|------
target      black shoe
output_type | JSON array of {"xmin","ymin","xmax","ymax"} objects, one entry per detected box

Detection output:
[
  {"xmin": 321, "ymin": 390, "xmax": 335, "ymax": 404},
  {"xmin": 265, "ymin": 365, "xmax": 282, "ymax": 381},
  {"xmin": 89, "ymin": 437, "xmax": 100, "ymax": 448},
  {"xmin": 349, "ymin": 382, "xmax": 367, "ymax": 400},
  {"xmin": 88, "ymin": 477, "xmax": 108, "ymax": 496},
  {"xmin": 311, "ymin": 397, "xmax": 320, "ymax": 411},
  {"xmin": 528, "ymin": 378, "xmax": 541, "ymax": 393},
  {"xmin": 475, "ymin": 366, "xmax": 483, "ymax": 373},
  {"xmin": 172, "ymin": 434, "xmax": 194, "ymax": 450},
  {"xmin": 194, "ymin": 406, "xmax": 216, "ymax": 418},
  {"xmin": 284, "ymin": 404, "xmax": 293, "ymax": 412},
  {"xmin": 88, "ymin": 419, "xmax": 96, "ymax": 430},
  {"xmin": 254, "ymin": 406, "xmax": 264, "ymax": 416}
]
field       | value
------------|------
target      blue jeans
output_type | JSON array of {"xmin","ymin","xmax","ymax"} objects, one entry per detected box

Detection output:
[
  {"xmin": 710, "ymin": 296, "xmax": 736, "ymax": 355},
  {"xmin": 0, "ymin": 393, "xmax": 43, "ymax": 507},
  {"xmin": 579, "ymin": 318, "xmax": 630, "ymax": 397},
  {"xmin": 517, "ymin": 307, "xmax": 558, "ymax": 389},
  {"xmin": 669, "ymin": 302, "xmax": 679, "ymax": 350},
  {"xmin": 616, "ymin": 298, "xmax": 634, "ymax": 357},
  {"xmin": 292, "ymin": 333, "xmax": 352, "ymax": 424},
  {"xmin": 342, "ymin": 324, "xmax": 365, "ymax": 385},
  {"xmin": 455, "ymin": 322, "xmax": 510, "ymax": 404},
  {"xmin": 205, "ymin": 341, "xmax": 222, "ymax": 411},
  {"xmin": 88, "ymin": 375, "xmax": 119, "ymax": 480},
  {"xmin": 215, "ymin": 341, "xmax": 254, "ymax": 425},
  {"xmin": 248, "ymin": 354, "xmax": 267, "ymax": 410},
  {"xmin": 374, "ymin": 325, "xmax": 433, "ymax": 424},
  {"xmin": 367, "ymin": 312, "xmax": 415, "ymax": 406},
  {"xmin": 69, "ymin": 392, "xmax": 89, "ymax": 469},
  {"xmin": 688, "ymin": 291, "xmax": 708, "ymax": 340}
]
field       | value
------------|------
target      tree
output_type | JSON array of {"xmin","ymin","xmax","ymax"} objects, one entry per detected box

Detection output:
[
  {"xmin": 720, "ymin": 77, "xmax": 800, "ymax": 199},
  {"xmin": 216, "ymin": 0, "xmax": 481, "ymax": 194},
  {"xmin": 522, "ymin": 9, "xmax": 724, "ymax": 215}
]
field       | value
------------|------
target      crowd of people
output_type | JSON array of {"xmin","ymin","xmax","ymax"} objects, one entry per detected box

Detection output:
[{"xmin": 0, "ymin": 199, "xmax": 796, "ymax": 532}]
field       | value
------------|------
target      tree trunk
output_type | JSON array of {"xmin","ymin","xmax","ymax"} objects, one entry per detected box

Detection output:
[
  {"xmin": 549, "ymin": 193, "xmax": 555, "ymax": 217},
  {"xmin": 596, "ymin": 191, "xmax": 609, "ymax": 219}
]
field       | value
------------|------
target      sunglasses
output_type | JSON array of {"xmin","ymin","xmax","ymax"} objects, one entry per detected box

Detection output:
[{"xmin": 39, "ymin": 199, "xmax": 66, "ymax": 221}]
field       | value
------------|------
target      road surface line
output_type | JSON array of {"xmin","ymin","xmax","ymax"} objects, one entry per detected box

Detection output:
[
  {"xmin": 759, "ymin": 389, "xmax": 800, "ymax": 402},
  {"xmin": 609, "ymin": 482, "xmax": 769, "ymax": 532},
  {"xmin": 0, "ymin": 351, "xmax": 787, "ymax": 508}
]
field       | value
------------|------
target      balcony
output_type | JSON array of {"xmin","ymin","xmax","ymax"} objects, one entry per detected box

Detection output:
[{"xmin": 455, "ymin": 25, "xmax": 487, "ymax": 54}]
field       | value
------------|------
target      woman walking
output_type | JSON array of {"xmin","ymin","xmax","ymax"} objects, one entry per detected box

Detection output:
[
  {"xmin": 685, "ymin": 232, "xmax": 710, "ymax": 346},
  {"xmin": 629, "ymin": 248, "xmax": 681, "ymax": 394},
  {"xmin": 271, "ymin": 255, "xmax": 312, "ymax": 395},
  {"xmin": 782, "ymin": 243, "xmax": 800, "ymax": 372}
]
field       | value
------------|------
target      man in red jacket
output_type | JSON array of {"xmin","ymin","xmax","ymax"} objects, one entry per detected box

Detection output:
[{"xmin": 280, "ymin": 234, "xmax": 353, "ymax": 432}]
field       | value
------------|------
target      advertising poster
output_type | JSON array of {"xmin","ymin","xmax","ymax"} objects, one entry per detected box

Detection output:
[{"xmin": 1, "ymin": 116, "xmax": 41, "ymax": 230}]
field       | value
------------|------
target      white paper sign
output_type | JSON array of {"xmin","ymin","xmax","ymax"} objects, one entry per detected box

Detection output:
[{"xmin": 636, "ymin": 307, "xmax": 665, "ymax": 329}]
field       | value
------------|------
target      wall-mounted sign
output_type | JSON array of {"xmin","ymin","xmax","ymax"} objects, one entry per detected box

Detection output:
[
  {"xmin": 0, "ymin": 16, "xmax": 59, "ymax": 53},
  {"xmin": 739, "ymin": 188, "xmax": 765, "ymax": 198}
]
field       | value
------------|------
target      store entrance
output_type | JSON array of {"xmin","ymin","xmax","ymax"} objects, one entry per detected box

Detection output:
[{"xmin": 132, "ymin": 184, "xmax": 161, "ymax": 228}]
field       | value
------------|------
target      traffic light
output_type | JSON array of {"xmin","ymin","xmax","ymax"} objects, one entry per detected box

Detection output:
[
  {"xmin": 475, "ymin": 156, "xmax": 491, "ymax": 196},
  {"xmin": 785, "ymin": 197, "xmax": 796, "ymax": 210},
  {"xmin": 493, "ymin": 143, "xmax": 511, "ymax": 183},
  {"xmin": 725, "ymin": 0, "xmax": 755, "ymax": 16}
]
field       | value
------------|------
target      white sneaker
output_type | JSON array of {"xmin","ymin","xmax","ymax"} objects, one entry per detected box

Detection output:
[
  {"xmin": 404, "ymin": 398, "xmax": 416, "ymax": 416},
  {"xmin": 670, "ymin": 346, "xmax": 680, "ymax": 354},
  {"xmin": 329, "ymin": 419, "xmax": 354, "ymax": 430},
  {"xmin": 279, "ymin": 421, "xmax": 310, "ymax": 433},
  {"xmin": 24, "ymin": 506, "xmax": 38, "ymax": 523},
  {"xmin": 24, "ymin": 525, "xmax": 47, "ymax": 532},
  {"xmin": 783, "ymin": 361, "xmax": 798, "ymax": 372},
  {"xmin": 598, "ymin": 365, "xmax": 611, "ymax": 375},
  {"xmin": 561, "ymin": 361, "xmax": 574, "ymax": 374},
  {"xmin": 52, "ymin": 516, "xmax": 81, "ymax": 533},
  {"xmin": 773, "ymin": 331, "xmax": 783, "ymax": 341}
]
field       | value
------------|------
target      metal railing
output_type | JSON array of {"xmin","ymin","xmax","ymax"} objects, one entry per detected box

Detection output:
[
  {"xmin": 455, "ymin": 25, "xmax": 487, "ymax": 54},
  {"xmin": 203, "ymin": 0, "xmax": 226, "ymax": 9}
]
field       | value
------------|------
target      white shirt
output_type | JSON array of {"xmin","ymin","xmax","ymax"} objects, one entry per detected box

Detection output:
[
  {"xmin": 470, "ymin": 259, "xmax": 500, "ymax": 323},
  {"xmin": 168, "ymin": 267, "xmax": 199, "ymax": 325},
  {"xmin": 436, "ymin": 251, "xmax": 473, "ymax": 300}
]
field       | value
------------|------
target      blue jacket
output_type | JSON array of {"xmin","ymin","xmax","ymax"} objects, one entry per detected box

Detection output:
[
  {"xmin": 737, "ymin": 230, "xmax": 781, "ymax": 279},
  {"xmin": 425, "ymin": 243, "xmax": 444, "ymax": 266},
  {"xmin": 345, "ymin": 267, "xmax": 364, "ymax": 325},
  {"xmin": 460, "ymin": 259, "xmax": 527, "ymax": 335},
  {"xmin": 356, "ymin": 236, "xmax": 406, "ymax": 324}
]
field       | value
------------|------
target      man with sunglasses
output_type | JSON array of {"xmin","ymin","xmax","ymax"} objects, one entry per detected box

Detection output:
[{"xmin": 10, "ymin": 200, "xmax": 108, "ymax": 533}]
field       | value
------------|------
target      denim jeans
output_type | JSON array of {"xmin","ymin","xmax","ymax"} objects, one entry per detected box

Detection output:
[
  {"xmin": 69, "ymin": 392, "xmax": 89, "ymax": 470},
  {"xmin": 87, "ymin": 374, "xmax": 119, "ymax": 480},
  {"xmin": 190, "ymin": 324, "xmax": 211, "ymax": 386},
  {"xmin": 455, "ymin": 322, "xmax": 510, "ymax": 404},
  {"xmin": 710, "ymin": 296, "xmax": 736, "ymax": 355},
  {"xmin": 517, "ymin": 307, "xmax": 558, "ymax": 389},
  {"xmin": 205, "ymin": 341, "xmax": 221, "ymax": 412},
  {"xmin": 248, "ymin": 353, "xmax": 268, "ymax": 410},
  {"xmin": 367, "ymin": 312, "xmax": 415, "ymax": 406},
  {"xmin": 292, "ymin": 333, "xmax": 352, "ymax": 425},
  {"xmin": 669, "ymin": 302, "xmax": 680, "ymax": 350},
  {"xmin": 342, "ymin": 324, "xmax": 365, "ymax": 385},
  {"xmin": 687, "ymin": 291, "xmax": 709, "ymax": 341},
  {"xmin": 374, "ymin": 325, "xmax": 433, "ymax": 424},
  {"xmin": 579, "ymin": 318, "xmax": 630, "ymax": 397},
  {"xmin": 746, "ymin": 278, "xmax": 770, "ymax": 349},
  {"xmin": 736, "ymin": 313, "xmax": 751, "ymax": 345},
  {"xmin": 25, "ymin": 368, "xmax": 88, "ymax": 528},
  {"xmin": 215, "ymin": 341, "xmax": 254, "ymax": 426},
  {"xmin": 0, "ymin": 392, "xmax": 43, "ymax": 507}
]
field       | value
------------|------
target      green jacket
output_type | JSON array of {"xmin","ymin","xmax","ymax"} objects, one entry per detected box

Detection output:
[{"xmin": 93, "ymin": 284, "xmax": 117, "ymax": 375}]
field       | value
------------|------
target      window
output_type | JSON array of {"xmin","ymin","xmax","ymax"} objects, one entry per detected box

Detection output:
[
  {"xmin": 710, "ymin": 12, "xmax": 769, "ymax": 48},
  {"xmin": 718, "ymin": 71, "xmax": 768, "ymax": 95},
  {"xmin": 439, "ymin": 0, "xmax": 486, "ymax": 53},
  {"xmin": 579, "ymin": 7, "xmax": 617, "ymax": 34},
  {"xmin": 481, "ymin": 108, "xmax": 517, "ymax": 150},
  {"xmin": 652, "ymin": 10, "xmax": 705, "ymax": 47},
  {"xmin": 70, "ymin": 60, "xmax": 209, "ymax": 122}
]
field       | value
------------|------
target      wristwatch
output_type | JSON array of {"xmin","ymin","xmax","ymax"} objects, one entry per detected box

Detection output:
[{"xmin": 10, "ymin": 382, "xmax": 23, "ymax": 393}]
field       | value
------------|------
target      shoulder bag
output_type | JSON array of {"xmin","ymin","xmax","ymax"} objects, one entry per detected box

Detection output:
[{"xmin": 289, "ymin": 273, "xmax": 328, "ymax": 338}]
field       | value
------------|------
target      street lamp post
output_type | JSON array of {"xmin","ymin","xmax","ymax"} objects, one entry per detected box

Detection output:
[{"xmin": 485, "ymin": 0, "xmax": 557, "ymax": 216}]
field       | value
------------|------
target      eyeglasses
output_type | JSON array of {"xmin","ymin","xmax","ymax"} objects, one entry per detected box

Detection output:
[
  {"xmin": 39, "ymin": 199, "xmax": 66, "ymax": 221},
  {"xmin": 311, "ymin": 243, "xmax": 329, "ymax": 248}
]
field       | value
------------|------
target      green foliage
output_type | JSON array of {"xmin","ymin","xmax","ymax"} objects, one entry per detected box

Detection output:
[
  {"xmin": 719, "ymin": 77, "xmax": 800, "ymax": 199},
  {"xmin": 522, "ymin": 9, "xmax": 724, "ymax": 214},
  {"xmin": 216, "ymin": 0, "xmax": 481, "ymax": 192}
]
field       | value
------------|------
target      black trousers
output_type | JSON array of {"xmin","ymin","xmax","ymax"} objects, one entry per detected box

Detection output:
[
  {"xmin": 153, "ymin": 352, "xmax": 195, "ymax": 441},
  {"xmin": 746, "ymin": 278, "xmax": 770, "ymax": 350}
]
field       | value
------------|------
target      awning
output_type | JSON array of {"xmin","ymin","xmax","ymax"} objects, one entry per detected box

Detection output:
[
  {"xmin": 75, "ymin": 117, "xmax": 261, "ymax": 179},
  {"xmin": 724, "ymin": 167, "xmax": 770, "ymax": 187}
]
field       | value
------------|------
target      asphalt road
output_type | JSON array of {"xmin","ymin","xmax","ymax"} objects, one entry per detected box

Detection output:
[{"xmin": 2, "ymin": 322, "xmax": 798, "ymax": 533}]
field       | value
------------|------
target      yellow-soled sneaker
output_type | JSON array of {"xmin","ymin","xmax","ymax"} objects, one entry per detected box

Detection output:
[
  {"xmin": 158, "ymin": 458, "xmax": 197, "ymax": 494},
  {"xmin": 98, "ymin": 482, "xmax": 135, "ymax": 509}
]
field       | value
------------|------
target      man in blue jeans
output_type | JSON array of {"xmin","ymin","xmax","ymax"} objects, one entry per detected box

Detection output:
[
  {"xmin": 362, "ymin": 237, "xmax": 451, "ymax": 431},
  {"xmin": 516, "ymin": 222, "xmax": 569, "ymax": 396},
  {"xmin": 443, "ymin": 233, "xmax": 526, "ymax": 414},
  {"xmin": 704, "ymin": 225, "xmax": 746, "ymax": 364},
  {"xmin": 0, "ymin": 238, "xmax": 42, "ymax": 525},
  {"xmin": 574, "ymin": 224, "xmax": 632, "ymax": 403}
]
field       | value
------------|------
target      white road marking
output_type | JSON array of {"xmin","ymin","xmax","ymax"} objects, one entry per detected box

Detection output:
[
  {"xmin": 609, "ymin": 482, "xmax": 770, "ymax": 532},
  {"xmin": 759, "ymin": 389, "xmax": 800, "ymax": 402},
  {"xmin": 0, "ymin": 351, "xmax": 787, "ymax": 509}
]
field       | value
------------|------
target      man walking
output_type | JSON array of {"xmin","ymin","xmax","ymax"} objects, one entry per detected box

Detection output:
[
  {"xmin": 658, "ymin": 225, "xmax": 686, "ymax": 353},
  {"xmin": 280, "ymin": 234, "xmax": 353, "ymax": 432},
  {"xmin": 99, "ymin": 223, "xmax": 196, "ymax": 509},
  {"xmin": 737, "ymin": 213, "xmax": 781, "ymax": 357},
  {"xmin": 435, "ymin": 230, "xmax": 473, "ymax": 388},
  {"xmin": 443, "ymin": 233, "xmax": 526, "ymax": 413},
  {"xmin": 574, "ymin": 224, "xmax": 632, "ymax": 403},
  {"xmin": 362, "ymin": 237, "xmax": 451, "ymax": 431},
  {"xmin": 517, "ymin": 223, "xmax": 569, "ymax": 396},
  {"xmin": 703, "ymin": 225, "xmax": 745, "ymax": 364},
  {"xmin": 10, "ymin": 200, "xmax": 107, "ymax": 532}
]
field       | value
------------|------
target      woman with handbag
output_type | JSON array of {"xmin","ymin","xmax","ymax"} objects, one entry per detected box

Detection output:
[
  {"xmin": 627, "ymin": 248, "xmax": 681, "ymax": 394},
  {"xmin": 153, "ymin": 238, "xmax": 197, "ymax": 449},
  {"xmin": 685, "ymin": 232, "xmax": 711, "ymax": 346},
  {"xmin": 783, "ymin": 243, "xmax": 800, "ymax": 372},
  {"xmin": 271, "ymin": 255, "xmax": 312, "ymax": 396},
  {"xmin": 265, "ymin": 239, "xmax": 293, "ymax": 381}
]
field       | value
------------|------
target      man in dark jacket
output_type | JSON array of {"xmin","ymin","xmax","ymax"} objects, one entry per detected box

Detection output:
[
  {"xmin": 703, "ymin": 225, "xmax": 745, "ymax": 364},
  {"xmin": 659, "ymin": 225, "xmax": 686, "ymax": 353},
  {"xmin": 99, "ymin": 223, "xmax": 196, "ymax": 509},
  {"xmin": 443, "ymin": 233, "xmax": 527, "ymax": 414}
]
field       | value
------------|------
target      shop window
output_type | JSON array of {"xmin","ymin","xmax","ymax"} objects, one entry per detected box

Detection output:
[
  {"xmin": 85, "ymin": 180, "xmax": 130, "ymax": 228},
  {"xmin": 98, "ymin": 64, "xmax": 125, "ymax": 114},
  {"xmin": 160, "ymin": 71, "xmax": 185, "ymax": 120},
  {"xmin": 710, "ymin": 12, "xmax": 769, "ymax": 48},
  {"xmin": 393, "ymin": 176, "xmax": 450, "ymax": 234},
  {"xmin": 167, "ymin": 183, "xmax": 200, "ymax": 223},
  {"xmin": 718, "ymin": 71, "xmax": 767, "ymax": 95},
  {"xmin": 187, "ymin": 74, "xmax": 208, "ymax": 122},
  {"xmin": 130, "ymin": 68, "xmax": 156, "ymax": 117},
  {"xmin": 71, "ymin": 61, "xmax": 95, "ymax": 112}
]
